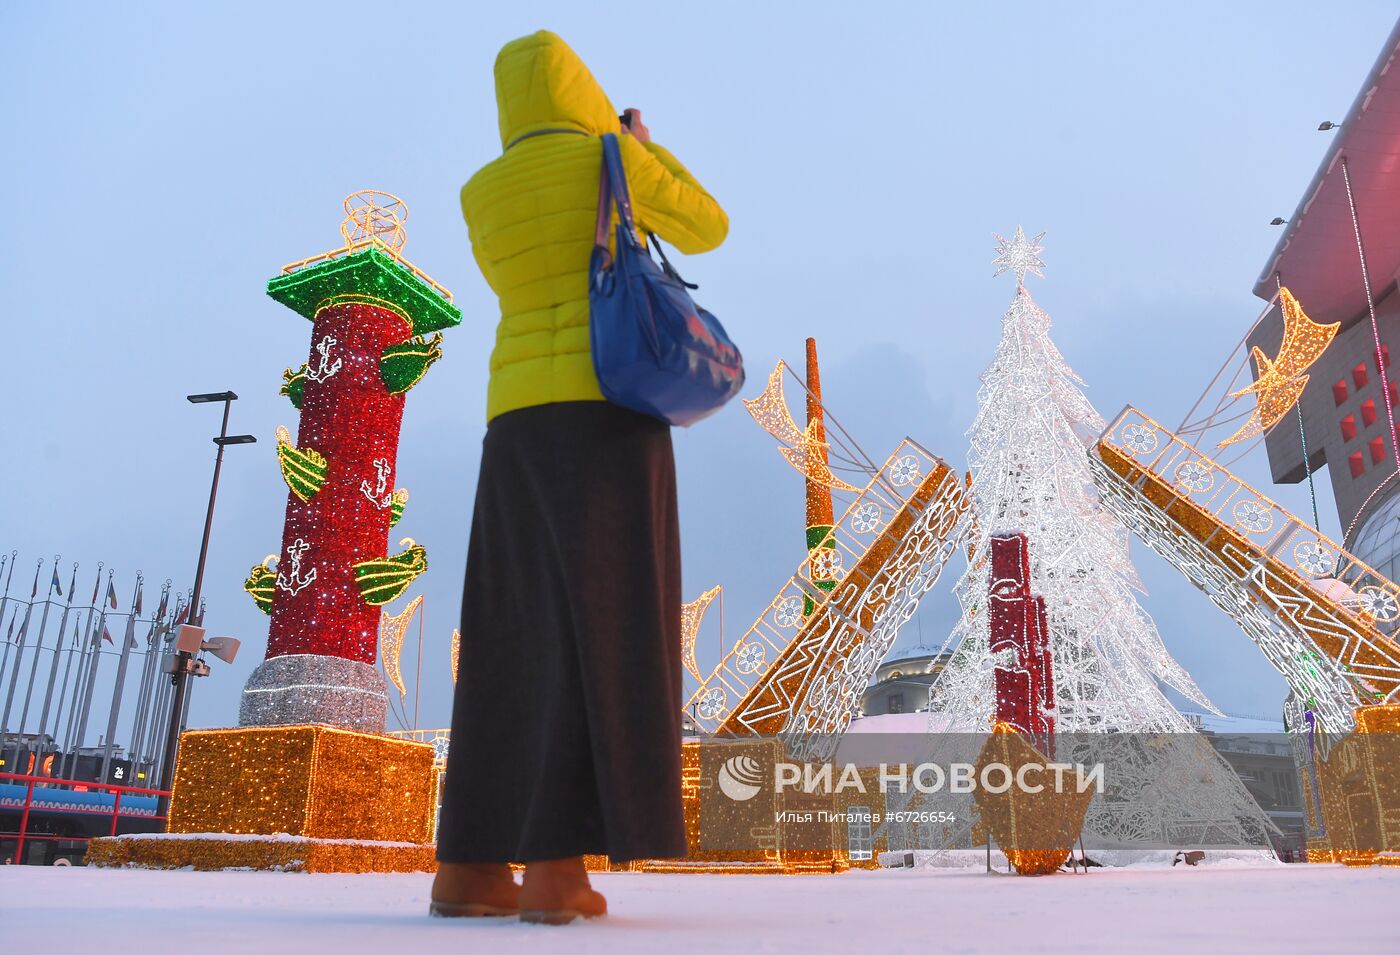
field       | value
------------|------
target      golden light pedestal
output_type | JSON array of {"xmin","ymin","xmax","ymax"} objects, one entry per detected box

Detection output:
[
  {"xmin": 973, "ymin": 723, "xmax": 1094, "ymax": 876},
  {"xmin": 88, "ymin": 726, "xmax": 438, "ymax": 873},
  {"xmin": 1310, "ymin": 704, "xmax": 1400, "ymax": 868}
]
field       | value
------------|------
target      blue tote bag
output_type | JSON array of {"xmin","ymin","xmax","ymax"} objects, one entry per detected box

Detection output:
[{"xmin": 589, "ymin": 134, "xmax": 744, "ymax": 427}]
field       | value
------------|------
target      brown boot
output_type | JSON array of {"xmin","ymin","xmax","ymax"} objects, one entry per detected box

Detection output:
[
  {"xmin": 519, "ymin": 856, "xmax": 608, "ymax": 925},
  {"xmin": 429, "ymin": 862, "xmax": 520, "ymax": 918}
]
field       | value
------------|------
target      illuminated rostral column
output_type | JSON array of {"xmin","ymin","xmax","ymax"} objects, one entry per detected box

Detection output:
[{"xmin": 240, "ymin": 191, "xmax": 460, "ymax": 732}]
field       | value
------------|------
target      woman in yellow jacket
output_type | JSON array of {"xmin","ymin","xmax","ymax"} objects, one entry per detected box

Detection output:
[{"xmin": 432, "ymin": 31, "xmax": 728, "ymax": 923}]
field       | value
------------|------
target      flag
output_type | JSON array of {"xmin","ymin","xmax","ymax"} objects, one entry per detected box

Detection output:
[
  {"xmin": 134, "ymin": 579, "xmax": 143, "ymax": 616},
  {"xmin": 102, "ymin": 623, "xmax": 113, "ymax": 645},
  {"xmin": 72, "ymin": 619, "xmax": 81, "ymax": 646},
  {"xmin": 66, "ymin": 565, "xmax": 77, "ymax": 605},
  {"xmin": 145, "ymin": 619, "xmax": 157, "ymax": 645},
  {"xmin": 106, "ymin": 577, "xmax": 118, "ymax": 610},
  {"xmin": 50, "ymin": 565, "xmax": 62, "ymax": 597},
  {"xmin": 90, "ymin": 568, "xmax": 101, "ymax": 606},
  {"xmin": 156, "ymin": 587, "xmax": 169, "ymax": 620},
  {"xmin": 30, "ymin": 564, "xmax": 39, "ymax": 598},
  {"xmin": 174, "ymin": 601, "xmax": 190, "ymax": 626}
]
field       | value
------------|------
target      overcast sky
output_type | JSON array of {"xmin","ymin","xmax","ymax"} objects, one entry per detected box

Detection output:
[{"xmin": 3, "ymin": 2, "xmax": 1396, "ymax": 736}]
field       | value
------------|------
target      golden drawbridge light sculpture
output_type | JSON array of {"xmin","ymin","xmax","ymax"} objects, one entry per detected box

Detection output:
[
  {"xmin": 1218, "ymin": 288, "xmax": 1338, "ymax": 448},
  {"xmin": 1095, "ymin": 407, "xmax": 1400, "ymax": 732}
]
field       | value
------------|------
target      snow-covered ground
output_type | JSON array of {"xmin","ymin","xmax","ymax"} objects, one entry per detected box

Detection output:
[{"xmin": 4, "ymin": 863, "xmax": 1396, "ymax": 953}]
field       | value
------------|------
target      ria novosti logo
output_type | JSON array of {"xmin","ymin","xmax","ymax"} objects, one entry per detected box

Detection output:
[
  {"xmin": 715, "ymin": 758, "xmax": 1106, "ymax": 801},
  {"xmin": 716, "ymin": 754, "xmax": 765, "ymax": 801}
]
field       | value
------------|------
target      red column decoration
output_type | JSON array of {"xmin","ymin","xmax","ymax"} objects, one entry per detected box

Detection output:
[
  {"xmin": 987, "ymin": 532, "xmax": 1055, "ymax": 740},
  {"xmin": 266, "ymin": 301, "xmax": 409, "ymax": 664}
]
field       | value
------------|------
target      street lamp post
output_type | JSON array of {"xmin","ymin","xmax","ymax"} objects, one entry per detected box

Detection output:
[{"xmin": 158, "ymin": 392, "xmax": 256, "ymax": 809}]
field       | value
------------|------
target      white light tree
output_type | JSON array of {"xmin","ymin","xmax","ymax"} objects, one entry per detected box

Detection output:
[{"xmin": 920, "ymin": 229, "xmax": 1271, "ymax": 849}]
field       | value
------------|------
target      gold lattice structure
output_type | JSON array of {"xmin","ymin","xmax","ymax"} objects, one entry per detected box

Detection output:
[
  {"xmin": 279, "ymin": 189, "xmax": 453, "ymax": 302},
  {"xmin": 1091, "ymin": 406, "xmax": 1400, "ymax": 733}
]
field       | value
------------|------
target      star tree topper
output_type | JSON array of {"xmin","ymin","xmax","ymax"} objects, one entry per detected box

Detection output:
[{"xmin": 992, "ymin": 226, "xmax": 1047, "ymax": 285}]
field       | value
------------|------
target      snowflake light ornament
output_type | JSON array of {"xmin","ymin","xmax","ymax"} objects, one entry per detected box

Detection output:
[
  {"xmin": 810, "ymin": 548, "xmax": 844, "ymax": 580},
  {"xmin": 1293, "ymin": 541, "xmax": 1334, "ymax": 578},
  {"xmin": 1358, "ymin": 586, "xmax": 1400, "ymax": 622},
  {"xmin": 1121, "ymin": 423, "xmax": 1160, "ymax": 455},
  {"xmin": 773, "ymin": 596, "xmax": 804, "ymax": 628},
  {"xmin": 992, "ymin": 226, "xmax": 1047, "ymax": 284},
  {"xmin": 1231, "ymin": 499, "xmax": 1275, "ymax": 534},
  {"xmin": 851, "ymin": 502, "xmax": 883, "ymax": 534},
  {"xmin": 735, "ymin": 642, "xmax": 767, "ymax": 674},
  {"xmin": 1174, "ymin": 461, "xmax": 1214, "ymax": 494},
  {"xmin": 697, "ymin": 687, "xmax": 727, "ymax": 720},
  {"xmin": 889, "ymin": 455, "xmax": 922, "ymax": 487}
]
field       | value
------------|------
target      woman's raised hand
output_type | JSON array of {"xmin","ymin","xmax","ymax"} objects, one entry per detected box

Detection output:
[{"xmin": 621, "ymin": 108, "xmax": 651, "ymax": 144}]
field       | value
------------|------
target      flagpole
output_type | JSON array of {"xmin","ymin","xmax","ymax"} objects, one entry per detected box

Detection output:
[
  {"xmin": 0, "ymin": 551, "xmax": 13, "ymax": 647},
  {"xmin": 0, "ymin": 558, "xmax": 42, "ymax": 766},
  {"xmin": 147, "ymin": 595, "xmax": 182, "ymax": 782},
  {"xmin": 99, "ymin": 573, "xmax": 142, "ymax": 785},
  {"xmin": 135, "ymin": 599, "xmax": 176, "ymax": 767},
  {"xmin": 15, "ymin": 555, "xmax": 64, "ymax": 750},
  {"xmin": 56, "ymin": 564, "xmax": 101, "ymax": 780},
  {"xmin": 126, "ymin": 583, "xmax": 166, "ymax": 778},
  {"xmin": 48, "ymin": 619, "xmax": 82, "ymax": 779},
  {"xmin": 0, "ymin": 608, "xmax": 17, "ymax": 716},
  {"xmin": 34, "ymin": 562, "xmax": 79, "ymax": 755},
  {"xmin": 69, "ymin": 569, "xmax": 114, "ymax": 779}
]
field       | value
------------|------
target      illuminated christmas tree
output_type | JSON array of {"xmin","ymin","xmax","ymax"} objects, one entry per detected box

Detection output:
[{"xmin": 925, "ymin": 228, "xmax": 1270, "ymax": 848}]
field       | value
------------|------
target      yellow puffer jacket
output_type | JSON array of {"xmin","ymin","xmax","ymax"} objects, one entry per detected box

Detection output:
[{"xmin": 462, "ymin": 31, "xmax": 729, "ymax": 422}]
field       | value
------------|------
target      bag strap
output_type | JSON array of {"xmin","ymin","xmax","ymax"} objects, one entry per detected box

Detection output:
[
  {"xmin": 646, "ymin": 231, "xmax": 698, "ymax": 290},
  {"xmin": 594, "ymin": 134, "xmax": 639, "ymax": 250},
  {"xmin": 504, "ymin": 127, "xmax": 588, "ymax": 151}
]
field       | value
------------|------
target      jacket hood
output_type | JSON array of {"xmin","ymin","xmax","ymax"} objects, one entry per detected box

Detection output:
[{"xmin": 494, "ymin": 31, "xmax": 619, "ymax": 149}]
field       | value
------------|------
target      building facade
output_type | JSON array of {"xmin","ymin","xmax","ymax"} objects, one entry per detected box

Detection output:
[{"xmin": 1250, "ymin": 21, "xmax": 1400, "ymax": 582}]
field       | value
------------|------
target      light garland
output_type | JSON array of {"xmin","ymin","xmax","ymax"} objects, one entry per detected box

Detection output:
[
  {"xmin": 681, "ymin": 585, "xmax": 722, "ymax": 680},
  {"xmin": 449, "ymin": 628, "xmax": 460, "ymax": 685},
  {"xmin": 379, "ymin": 594, "xmax": 423, "ymax": 700}
]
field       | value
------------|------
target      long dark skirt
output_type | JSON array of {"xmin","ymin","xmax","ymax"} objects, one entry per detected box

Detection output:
[{"xmin": 435, "ymin": 401, "xmax": 687, "ymax": 864}]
